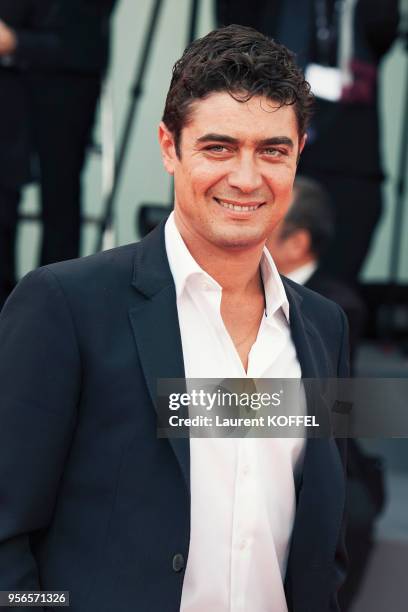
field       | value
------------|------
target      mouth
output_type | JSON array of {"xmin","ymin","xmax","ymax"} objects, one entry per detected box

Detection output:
[{"xmin": 214, "ymin": 197, "xmax": 265, "ymax": 212}]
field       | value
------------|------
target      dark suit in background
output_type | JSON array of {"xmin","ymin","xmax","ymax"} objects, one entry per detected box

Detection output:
[
  {"xmin": 0, "ymin": 222, "xmax": 349, "ymax": 611},
  {"xmin": 0, "ymin": 0, "xmax": 117, "ymax": 308},
  {"xmin": 305, "ymin": 268, "xmax": 365, "ymax": 365},
  {"xmin": 0, "ymin": 0, "xmax": 57, "ymax": 305},
  {"xmin": 28, "ymin": 0, "xmax": 117, "ymax": 268}
]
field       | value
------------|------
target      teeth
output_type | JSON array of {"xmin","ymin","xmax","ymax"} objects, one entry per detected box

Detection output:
[{"xmin": 217, "ymin": 199, "xmax": 260, "ymax": 212}]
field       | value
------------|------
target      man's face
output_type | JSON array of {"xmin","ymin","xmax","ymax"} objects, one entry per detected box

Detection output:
[{"xmin": 159, "ymin": 92, "xmax": 305, "ymax": 252}]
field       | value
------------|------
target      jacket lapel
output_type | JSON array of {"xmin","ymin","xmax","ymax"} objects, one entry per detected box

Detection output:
[
  {"xmin": 282, "ymin": 279, "xmax": 319, "ymax": 378},
  {"xmin": 128, "ymin": 223, "xmax": 190, "ymax": 488}
]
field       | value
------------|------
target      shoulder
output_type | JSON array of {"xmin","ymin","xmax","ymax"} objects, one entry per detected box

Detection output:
[
  {"xmin": 2, "ymin": 243, "xmax": 139, "ymax": 323},
  {"xmin": 33, "ymin": 242, "xmax": 138, "ymax": 298},
  {"xmin": 44, "ymin": 242, "xmax": 138, "ymax": 280}
]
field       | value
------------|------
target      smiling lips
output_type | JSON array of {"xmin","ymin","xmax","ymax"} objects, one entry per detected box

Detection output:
[{"xmin": 214, "ymin": 197, "xmax": 264, "ymax": 212}]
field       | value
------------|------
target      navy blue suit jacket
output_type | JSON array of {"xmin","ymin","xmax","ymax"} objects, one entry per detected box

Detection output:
[{"xmin": 0, "ymin": 223, "xmax": 349, "ymax": 611}]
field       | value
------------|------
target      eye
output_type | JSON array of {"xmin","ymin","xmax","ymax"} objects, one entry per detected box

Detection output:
[
  {"xmin": 263, "ymin": 148, "xmax": 286, "ymax": 157},
  {"xmin": 204, "ymin": 145, "xmax": 228, "ymax": 153}
]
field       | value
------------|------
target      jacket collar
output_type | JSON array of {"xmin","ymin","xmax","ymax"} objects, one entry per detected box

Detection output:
[{"xmin": 131, "ymin": 219, "xmax": 174, "ymax": 298}]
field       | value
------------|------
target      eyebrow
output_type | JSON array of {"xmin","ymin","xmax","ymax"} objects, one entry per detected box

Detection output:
[{"xmin": 196, "ymin": 133, "xmax": 295, "ymax": 149}]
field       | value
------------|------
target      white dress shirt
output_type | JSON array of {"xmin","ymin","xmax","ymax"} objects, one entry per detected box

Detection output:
[{"xmin": 165, "ymin": 213, "xmax": 304, "ymax": 612}]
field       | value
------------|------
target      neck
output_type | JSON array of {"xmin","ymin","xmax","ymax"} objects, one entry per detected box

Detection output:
[{"xmin": 174, "ymin": 212, "xmax": 264, "ymax": 297}]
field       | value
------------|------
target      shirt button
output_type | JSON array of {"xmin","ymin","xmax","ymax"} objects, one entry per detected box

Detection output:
[
  {"xmin": 202, "ymin": 281, "xmax": 213, "ymax": 291},
  {"xmin": 239, "ymin": 540, "xmax": 247, "ymax": 551},
  {"xmin": 172, "ymin": 553, "xmax": 185, "ymax": 572},
  {"xmin": 242, "ymin": 465, "xmax": 250, "ymax": 476}
]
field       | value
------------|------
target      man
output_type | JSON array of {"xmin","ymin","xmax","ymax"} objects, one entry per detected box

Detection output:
[{"xmin": 0, "ymin": 26, "xmax": 349, "ymax": 612}]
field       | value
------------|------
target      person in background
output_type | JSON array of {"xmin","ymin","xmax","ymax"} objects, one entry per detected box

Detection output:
[
  {"xmin": 267, "ymin": 175, "xmax": 365, "ymax": 361},
  {"xmin": 0, "ymin": 0, "xmax": 56, "ymax": 307},
  {"xmin": 0, "ymin": 0, "xmax": 117, "ymax": 309},
  {"xmin": 267, "ymin": 175, "xmax": 385, "ymax": 610},
  {"xmin": 28, "ymin": 0, "xmax": 117, "ymax": 269}
]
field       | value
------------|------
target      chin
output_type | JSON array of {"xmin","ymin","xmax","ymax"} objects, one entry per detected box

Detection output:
[{"xmin": 212, "ymin": 229, "xmax": 267, "ymax": 250}]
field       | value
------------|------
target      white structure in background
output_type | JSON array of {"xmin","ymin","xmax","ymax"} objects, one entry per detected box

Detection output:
[{"xmin": 100, "ymin": 77, "xmax": 116, "ymax": 251}]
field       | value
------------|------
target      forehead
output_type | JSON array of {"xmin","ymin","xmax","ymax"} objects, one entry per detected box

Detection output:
[{"xmin": 184, "ymin": 92, "xmax": 299, "ymax": 141}]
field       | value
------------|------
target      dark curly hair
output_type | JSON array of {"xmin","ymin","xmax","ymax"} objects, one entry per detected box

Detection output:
[{"xmin": 162, "ymin": 24, "xmax": 314, "ymax": 157}]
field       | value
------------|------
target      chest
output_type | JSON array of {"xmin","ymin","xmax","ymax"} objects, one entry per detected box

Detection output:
[
  {"xmin": 221, "ymin": 293, "xmax": 265, "ymax": 371},
  {"xmin": 177, "ymin": 288, "xmax": 301, "ymax": 379}
]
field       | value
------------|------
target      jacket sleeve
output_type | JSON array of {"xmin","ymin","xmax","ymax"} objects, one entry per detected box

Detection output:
[
  {"xmin": 0, "ymin": 267, "xmax": 80, "ymax": 600},
  {"xmin": 329, "ymin": 305, "xmax": 350, "ymax": 611}
]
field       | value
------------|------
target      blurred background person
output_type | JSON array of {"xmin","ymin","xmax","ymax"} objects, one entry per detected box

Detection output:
[
  {"xmin": 29, "ymin": 0, "xmax": 117, "ymax": 271},
  {"xmin": 0, "ymin": 0, "xmax": 117, "ymax": 309},
  {"xmin": 0, "ymin": 0, "xmax": 56, "ymax": 306},
  {"xmin": 267, "ymin": 176, "xmax": 365, "ymax": 362},
  {"xmin": 267, "ymin": 175, "xmax": 386, "ymax": 611},
  {"xmin": 216, "ymin": 0, "xmax": 400, "ymax": 284}
]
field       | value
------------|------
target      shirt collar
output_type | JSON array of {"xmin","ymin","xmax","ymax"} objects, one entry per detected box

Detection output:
[
  {"xmin": 165, "ymin": 212, "xmax": 221, "ymax": 298},
  {"xmin": 286, "ymin": 260, "xmax": 318, "ymax": 286},
  {"xmin": 261, "ymin": 247, "xmax": 290, "ymax": 322},
  {"xmin": 165, "ymin": 211, "xmax": 290, "ymax": 322}
]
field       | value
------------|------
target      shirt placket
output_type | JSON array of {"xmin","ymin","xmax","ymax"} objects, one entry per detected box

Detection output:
[
  {"xmin": 195, "ymin": 277, "xmax": 245, "ymax": 378},
  {"xmin": 230, "ymin": 438, "xmax": 257, "ymax": 611}
]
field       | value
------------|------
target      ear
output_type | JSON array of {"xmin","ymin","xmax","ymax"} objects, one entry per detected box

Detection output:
[
  {"xmin": 296, "ymin": 133, "xmax": 307, "ymax": 164},
  {"xmin": 158, "ymin": 121, "xmax": 177, "ymax": 175}
]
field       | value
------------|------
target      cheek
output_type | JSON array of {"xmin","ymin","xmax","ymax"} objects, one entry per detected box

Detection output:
[
  {"xmin": 270, "ymin": 168, "xmax": 296, "ymax": 193},
  {"xmin": 175, "ymin": 165, "xmax": 223, "ymax": 209},
  {"xmin": 189, "ymin": 161, "xmax": 228, "ymax": 195}
]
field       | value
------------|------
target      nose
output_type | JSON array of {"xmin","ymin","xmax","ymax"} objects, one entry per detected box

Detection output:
[{"xmin": 227, "ymin": 155, "xmax": 263, "ymax": 193}]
